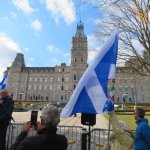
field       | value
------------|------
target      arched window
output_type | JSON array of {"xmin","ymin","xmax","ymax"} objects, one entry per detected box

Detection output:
[
  {"xmin": 61, "ymin": 85, "xmax": 64, "ymax": 91},
  {"xmin": 74, "ymin": 75, "xmax": 76, "ymax": 80},
  {"xmin": 46, "ymin": 96, "xmax": 48, "ymax": 101}
]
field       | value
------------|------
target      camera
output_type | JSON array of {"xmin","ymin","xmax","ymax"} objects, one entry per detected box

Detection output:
[{"xmin": 30, "ymin": 111, "xmax": 38, "ymax": 125}]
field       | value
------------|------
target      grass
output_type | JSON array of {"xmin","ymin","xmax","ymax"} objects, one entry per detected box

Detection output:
[{"xmin": 105, "ymin": 113, "xmax": 150, "ymax": 130}]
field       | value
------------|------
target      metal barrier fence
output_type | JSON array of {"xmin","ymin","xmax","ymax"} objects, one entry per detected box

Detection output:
[
  {"xmin": 6, "ymin": 123, "xmax": 112, "ymax": 150},
  {"xmin": 90, "ymin": 128, "xmax": 112, "ymax": 150},
  {"xmin": 6, "ymin": 123, "xmax": 85, "ymax": 150}
]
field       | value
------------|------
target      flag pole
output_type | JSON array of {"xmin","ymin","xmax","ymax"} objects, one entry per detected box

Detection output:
[{"xmin": 107, "ymin": 114, "xmax": 111, "ymax": 146}]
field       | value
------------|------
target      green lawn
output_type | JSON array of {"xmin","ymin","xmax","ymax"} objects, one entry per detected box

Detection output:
[{"xmin": 105, "ymin": 114, "xmax": 150, "ymax": 130}]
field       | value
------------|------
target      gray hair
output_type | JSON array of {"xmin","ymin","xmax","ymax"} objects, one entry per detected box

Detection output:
[
  {"xmin": 41, "ymin": 105, "xmax": 60, "ymax": 127},
  {"xmin": 118, "ymin": 120, "xmax": 130, "ymax": 131}
]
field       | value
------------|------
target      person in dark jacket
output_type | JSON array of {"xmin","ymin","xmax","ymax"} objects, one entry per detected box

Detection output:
[
  {"xmin": 0, "ymin": 89, "xmax": 14, "ymax": 150},
  {"xmin": 11, "ymin": 105, "xmax": 68, "ymax": 150},
  {"xmin": 134, "ymin": 108, "xmax": 150, "ymax": 150}
]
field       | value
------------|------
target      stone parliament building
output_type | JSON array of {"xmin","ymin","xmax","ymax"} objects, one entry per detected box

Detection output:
[{"xmin": 6, "ymin": 22, "xmax": 150, "ymax": 104}]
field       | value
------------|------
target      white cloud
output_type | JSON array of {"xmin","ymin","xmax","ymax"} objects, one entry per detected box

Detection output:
[
  {"xmin": 51, "ymin": 58, "xmax": 59, "ymax": 65},
  {"xmin": 43, "ymin": 0, "xmax": 76, "ymax": 25},
  {"xmin": 87, "ymin": 35, "xmax": 101, "ymax": 63},
  {"xmin": 12, "ymin": 0, "xmax": 35, "ymax": 14},
  {"xmin": 131, "ymin": 39, "xmax": 144, "ymax": 55},
  {"xmin": 24, "ymin": 47, "xmax": 29, "ymax": 52},
  {"xmin": 31, "ymin": 20, "xmax": 42, "ymax": 31},
  {"xmin": 30, "ymin": 57, "xmax": 35, "ymax": 61},
  {"xmin": 10, "ymin": 11, "xmax": 18, "ymax": 20},
  {"xmin": 0, "ymin": 33, "xmax": 20, "ymax": 80},
  {"xmin": 47, "ymin": 44, "xmax": 60, "ymax": 53}
]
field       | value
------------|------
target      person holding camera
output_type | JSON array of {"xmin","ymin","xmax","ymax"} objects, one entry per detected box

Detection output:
[
  {"xmin": 0, "ymin": 89, "xmax": 14, "ymax": 150},
  {"xmin": 11, "ymin": 105, "xmax": 68, "ymax": 150}
]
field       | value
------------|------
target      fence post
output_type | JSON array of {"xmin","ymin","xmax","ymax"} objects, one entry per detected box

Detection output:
[{"xmin": 81, "ymin": 128, "xmax": 87, "ymax": 150}]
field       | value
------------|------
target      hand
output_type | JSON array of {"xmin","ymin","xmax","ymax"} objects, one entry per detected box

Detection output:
[
  {"xmin": 35, "ymin": 121, "xmax": 45, "ymax": 131},
  {"xmin": 22, "ymin": 122, "xmax": 31, "ymax": 132},
  {"xmin": 0, "ymin": 100, "xmax": 3, "ymax": 105}
]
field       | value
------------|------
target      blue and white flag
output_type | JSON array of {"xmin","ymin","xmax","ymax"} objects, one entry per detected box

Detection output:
[
  {"xmin": 0, "ymin": 71, "xmax": 9, "ymax": 91},
  {"xmin": 61, "ymin": 30, "xmax": 118, "ymax": 118}
]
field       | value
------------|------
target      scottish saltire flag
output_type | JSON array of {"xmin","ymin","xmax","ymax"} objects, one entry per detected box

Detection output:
[
  {"xmin": 0, "ymin": 71, "xmax": 9, "ymax": 91},
  {"xmin": 61, "ymin": 30, "xmax": 118, "ymax": 118}
]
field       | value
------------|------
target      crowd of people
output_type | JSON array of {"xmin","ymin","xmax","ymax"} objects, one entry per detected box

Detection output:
[{"xmin": 0, "ymin": 89, "xmax": 150, "ymax": 150}]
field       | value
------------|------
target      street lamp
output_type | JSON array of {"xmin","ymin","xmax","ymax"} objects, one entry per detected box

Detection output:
[
  {"xmin": 18, "ymin": 92, "xmax": 24, "ymax": 107},
  {"xmin": 19, "ymin": 92, "xmax": 24, "ymax": 101}
]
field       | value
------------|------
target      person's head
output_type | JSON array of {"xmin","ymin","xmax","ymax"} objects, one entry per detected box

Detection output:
[
  {"xmin": 0, "ymin": 89, "xmax": 8, "ymax": 98},
  {"xmin": 118, "ymin": 120, "xmax": 130, "ymax": 131},
  {"xmin": 134, "ymin": 108, "xmax": 145, "ymax": 121},
  {"xmin": 41, "ymin": 105, "xmax": 60, "ymax": 127}
]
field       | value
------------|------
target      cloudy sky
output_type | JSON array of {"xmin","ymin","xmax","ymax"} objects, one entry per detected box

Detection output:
[{"xmin": 0, "ymin": 0, "xmax": 103, "ymax": 80}]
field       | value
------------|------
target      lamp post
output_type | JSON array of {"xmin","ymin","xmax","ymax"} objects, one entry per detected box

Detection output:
[{"xmin": 19, "ymin": 92, "xmax": 24, "ymax": 107}]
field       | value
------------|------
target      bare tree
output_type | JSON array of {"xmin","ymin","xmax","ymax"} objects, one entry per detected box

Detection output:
[{"xmin": 94, "ymin": 0, "xmax": 150, "ymax": 76}]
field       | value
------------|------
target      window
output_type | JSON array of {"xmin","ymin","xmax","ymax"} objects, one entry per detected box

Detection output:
[
  {"xmin": 74, "ymin": 58, "xmax": 77, "ymax": 62},
  {"xmin": 61, "ymin": 96, "xmax": 63, "ymax": 100},
  {"xmin": 130, "ymin": 78, "xmax": 133, "ymax": 83},
  {"xmin": 35, "ymin": 77, "xmax": 37, "ymax": 82},
  {"xmin": 74, "ymin": 75, "xmax": 76, "ymax": 80},
  {"xmin": 46, "ymin": 96, "xmax": 48, "ymax": 101},
  {"xmin": 50, "ymin": 77, "xmax": 53, "ymax": 82},
  {"xmin": 39, "ymin": 85, "xmax": 41, "ymax": 90},
  {"xmin": 29, "ymin": 77, "xmax": 32, "ymax": 82},
  {"xmin": 81, "ymin": 57, "xmax": 83, "ymax": 62},
  {"xmin": 62, "ymin": 68, "xmax": 65, "ymax": 72},
  {"xmin": 58, "ymin": 68, "xmax": 61, "ymax": 72},
  {"xmin": 40, "ymin": 77, "xmax": 43, "ymax": 82},
  {"xmin": 34, "ymin": 85, "xmax": 36, "ymax": 90},
  {"xmin": 44, "ymin": 85, "xmax": 47, "ymax": 90},
  {"xmin": 49, "ymin": 85, "xmax": 53, "ymax": 90},
  {"xmin": 66, "ymin": 85, "xmax": 68, "ymax": 90},
  {"xmin": 74, "ymin": 84, "xmax": 76, "ymax": 89},
  {"xmin": 62, "ymin": 77, "xmax": 64, "ymax": 82},
  {"xmin": 58, "ymin": 77, "xmax": 61, "ymax": 82},
  {"xmin": 45, "ymin": 77, "xmax": 48, "ymax": 82},
  {"xmin": 61, "ymin": 85, "xmax": 64, "ymax": 91},
  {"xmin": 29, "ymin": 85, "xmax": 31, "ymax": 90}
]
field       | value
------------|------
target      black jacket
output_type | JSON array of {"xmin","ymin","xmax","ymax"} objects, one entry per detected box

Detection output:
[
  {"xmin": 0, "ymin": 96, "xmax": 14, "ymax": 126},
  {"xmin": 11, "ymin": 126, "xmax": 68, "ymax": 150}
]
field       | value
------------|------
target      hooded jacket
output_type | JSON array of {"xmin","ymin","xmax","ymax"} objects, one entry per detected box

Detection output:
[
  {"xmin": 134, "ymin": 118, "xmax": 150, "ymax": 150},
  {"xmin": 110, "ymin": 112, "xmax": 134, "ymax": 150},
  {"xmin": 11, "ymin": 126, "xmax": 68, "ymax": 150}
]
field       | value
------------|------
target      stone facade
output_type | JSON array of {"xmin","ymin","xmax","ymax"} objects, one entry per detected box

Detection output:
[
  {"xmin": 5, "ymin": 22, "xmax": 150, "ymax": 104},
  {"xmin": 7, "ymin": 22, "xmax": 87, "ymax": 103}
]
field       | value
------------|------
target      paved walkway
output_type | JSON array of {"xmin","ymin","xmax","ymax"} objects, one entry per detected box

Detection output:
[{"xmin": 12, "ymin": 111, "xmax": 109, "ymax": 129}]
